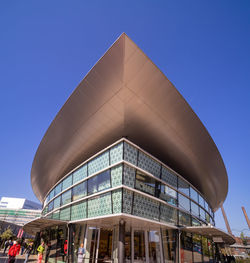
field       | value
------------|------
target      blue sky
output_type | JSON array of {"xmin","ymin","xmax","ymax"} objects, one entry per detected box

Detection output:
[{"xmin": 0, "ymin": 1, "xmax": 249, "ymax": 235}]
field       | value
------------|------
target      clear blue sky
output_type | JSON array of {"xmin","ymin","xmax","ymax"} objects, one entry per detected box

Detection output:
[{"xmin": 0, "ymin": 1, "xmax": 249, "ymax": 236}]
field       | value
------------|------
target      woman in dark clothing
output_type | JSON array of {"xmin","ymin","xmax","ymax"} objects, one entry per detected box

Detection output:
[{"xmin": 45, "ymin": 242, "xmax": 52, "ymax": 263}]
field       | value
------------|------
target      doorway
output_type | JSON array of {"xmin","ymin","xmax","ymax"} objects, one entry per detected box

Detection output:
[{"xmin": 84, "ymin": 226, "xmax": 113, "ymax": 263}]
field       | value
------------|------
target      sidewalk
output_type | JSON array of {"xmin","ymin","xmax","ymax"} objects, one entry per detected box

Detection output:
[{"xmin": 0, "ymin": 249, "xmax": 37, "ymax": 263}]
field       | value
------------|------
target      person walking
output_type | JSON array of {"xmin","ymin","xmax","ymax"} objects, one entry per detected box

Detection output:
[
  {"xmin": 8, "ymin": 240, "xmax": 21, "ymax": 263},
  {"xmin": 45, "ymin": 242, "xmax": 51, "ymax": 263},
  {"xmin": 77, "ymin": 243, "xmax": 85, "ymax": 263},
  {"xmin": 24, "ymin": 242, "xmax": 33, "ymax": 263},
  {"xmin": 37, "ymin": 242, "xmax": 45, "ymax": 263},
  {"xmin": 3, "ymin": 240, "xmax": 9, "ymax": 255}
]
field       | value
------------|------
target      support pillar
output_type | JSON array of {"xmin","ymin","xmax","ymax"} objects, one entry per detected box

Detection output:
[
  {"xmin": 68, "ymin": 223, "xmax": 75, "ymax": 263},
  {"xmin": 118, "ymin": 219, "xmax": 125, "ymax": 263}
]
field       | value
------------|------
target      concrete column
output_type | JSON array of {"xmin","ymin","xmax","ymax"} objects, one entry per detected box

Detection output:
[
  {"xmin": 118, "ymin": 219, "xmax": 125, "ymax": 263},
  {"xmin": 67, "ymin": 223, "xmax": 75, "ymax": 263}
]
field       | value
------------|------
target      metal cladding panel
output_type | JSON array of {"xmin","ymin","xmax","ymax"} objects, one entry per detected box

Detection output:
[{"xmin": 31, "ymin": 33, "xmax": 228, "ymax": 211}]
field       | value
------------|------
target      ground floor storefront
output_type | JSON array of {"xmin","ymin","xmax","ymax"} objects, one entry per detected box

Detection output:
[{"xmin": 25, "ymin": 216, "xmax": 233, "ymax": 263}]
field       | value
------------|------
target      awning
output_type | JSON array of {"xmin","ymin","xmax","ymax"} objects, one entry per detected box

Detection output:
[
  {"xmin": 183, "ymin": 225, "xmax": 236, "ymax": 245},
  {"xmin": 23, "ymin": 217, "xmax": 67, "ymax": 235},
  {"xmin": 230, "ymin": 244, "xmax": 250, "ymax": 249}
]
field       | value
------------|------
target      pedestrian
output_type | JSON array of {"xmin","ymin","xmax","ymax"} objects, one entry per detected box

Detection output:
[
  {"xmin": 3, "ymin": 240, "xmax": 9, "ymax": 255},
  {"xmin": 37, "ymin": 241, "xmax": 45, "ymax": 263},
  {"xmin": 21, "ymin": 241, "xmax": 26, "ymax": 255},
  {"xmin": 8, "ymin": 239, "xmax": 13, "ymax": 249},
  {"xmin": 8, "ymin": 240, "xmax": 21, "ymax": 263},
  {"xmin": 45, "ymin": 242, "xmax": 51, "ymax": 263},
  {"xmin": 77, "ymin": 243, "xmax": 85, "ymax": 263},
  {"xmin": 24, "ymin": 242, "xmax": 33, "ymax": 263}
]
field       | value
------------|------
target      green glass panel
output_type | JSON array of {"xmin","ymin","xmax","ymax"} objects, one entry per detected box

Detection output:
[
  {"xmin": 112, "ymin": 189, "xmax": 122, "ymax": 214},
  {"xmin": 122, "ymin": 189, "xmax": 133, "ymax": 214},
  {"xmin": 123, "ymin": 164, "xmax": 135, "ymax": 188},
  {"xmin": 124, "ymin": 142, "xmax": 138, "ymax": 166},
  {"xmin": 88, "ymin": 151, "xmax": 109, "ymax": 176},
  {"xmin": 111, "ymin": 165, "xmax": 122, "ymax": 187},
  {"xmin": 73, "ymin": 164, "xmax": 87, "ymax": 184},
  {"xmin": 71, "ymin": 201, "xmax": 87, "ymax": 221},
  {"xmin": 133, "ymin": 193, "xmax": 159, "ymax": 221},
  {"xmin": 161, "ymin": 167, "xmax": 177, "ymax": 188},
  {"xmin": 110, "ymin": 142, "xmax": 123, "ymax": 165},
  {"xmin": 138, "ymin": 151, "xmax": 161, "ymax": 178},
  {"xmin": 60, "ymin": 206, "xmax": 71, "ymax": 221},
  {"xmin": 88, "ymin": 193, "xmax": 112, "ymax": 218}
]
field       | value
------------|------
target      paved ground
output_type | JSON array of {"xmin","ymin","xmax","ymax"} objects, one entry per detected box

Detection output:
[{"xmin": 0, "ymin": 249, "xmax": 37, "ymax": 263}]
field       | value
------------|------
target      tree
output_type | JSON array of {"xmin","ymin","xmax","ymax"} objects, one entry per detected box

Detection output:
[
  {"xmin": 0, "ymin": 227, "xmax": 14, "ymax": 240},
  {"xmin": 240, "ymin": 231, "xmax": 247, "ymax": 246}
]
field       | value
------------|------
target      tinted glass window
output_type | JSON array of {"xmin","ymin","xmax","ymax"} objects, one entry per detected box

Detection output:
[
  {"xmin": 191, "ymin": 201, "xmax": 199, "ymax": 217},
  {"xmin": 190, "ymin": 187, "xmax": 198, "ymax": 202},
  {"xmin": 179, "ymin": 211, "xmax": 191, "ymax": 226},
  {"xmin": 61, "ymin": 189, "xmax": 72, "ymax": 206},
  {"xmin": 199, "ymin": 195, "xmax": 204, "ymax": 207},
  {"xmin": 72, "ymin": 182, "xmax": 87, "ymax": 201},
  {"xmin": 178, "ymin": 194, "xmax": 190, "ymax": 212},
  {"xmin": 54, "ymin": 183, "xmax": 62, "ymax": 196},
  {"xmin": 135, "ymin": 171, "xmax": 155, "ymax": 196},
  {"xmin": 161, "ymin": 167, "xmax": 177, "ymax": 188},
  {"xmin": 160, "ymin": 184, "xmax": 177, "ymax": 206},
  {"xmin": 88, "ymin": 170, "xmax": 111, "ymax": 195},
  {"xmin": 62, "ymin": 174, "xmax": 72, "ymax": 191},
  {"xmin": 48, "ymin": 201, "xmax": 54, "ymax": 212},
  {"xmin": 178, "ymin": 178, "xmax": 189, "ymax": 196}
]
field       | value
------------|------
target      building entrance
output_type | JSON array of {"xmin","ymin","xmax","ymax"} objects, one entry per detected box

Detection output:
[{"xmin": 85, "ymin": 226, "xmax": 113, "ymax": 263}]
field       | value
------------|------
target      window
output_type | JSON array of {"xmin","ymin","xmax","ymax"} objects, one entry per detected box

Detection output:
[
  {"xmin": 179, "ymin": 211, "xmax": 191, "ymax": 226},
  {"xmin": 190, "ymin": 187, "xmax": 198, "ymax": 203},
  {"xmin": 88, "ymin": 151, "xmax": 109, "ymax": 176},
  {"xmin": 72, "ymin": 182, "xmax": 87, "ymax": 201},
  {"xmin": 178, "ymin": 194, "xmax": 190, "ymax": 212},
  {"xmin": 54, "ymin": 183, "xmax": 62, "ymax": 196},
  {"xmin": 138, "ymin": 151, "xmax": 161, "ymax": 178},
  {"xmin": 161, "ymin": 167, "xmax": 177, "ymax": 188},
  {"xmin": 62, "ymin": 174, "xmax": 72, "ymax": 191},
  {"xmin": 61, "ymin": 189, "xmax": 72, "ymax": 206},
  {"xmin": 48, "ymin": 201, "xmax": 54, "ymax": 212},
  {"xmin": 73, "ymin": 165, "xmax": 87, "ymax": 184},
  {"xmin": 160, "ymin": 184, "xmax": 177, "ymax": 206},
  {"xmin": 135, "ymin": 171, "xmax": 155, "ymax": 196},
  {"xmin": 191, "ymin": 201, "xmax": 199, "ymax": 217},
  {"xmin": 199, "ymin": 195, "xmax": 204, "ymax": 207},
  {"xmin": 178, "ymin": 178, "xmax": 189, "ymax": 196},
  {"xmin": 161, "ymin": 229, "xmax": 176, "ymax": 263},
  {"xmin": 193, "ymin": 234, "xmax": 202, "ymax": 263},
  {"xmin": 54, "ymin": 196, "xmax": 61, "ymax": 209},
  {"xmin": 88, "ymin": 170, "xmax": 111, "ymax": 195}
]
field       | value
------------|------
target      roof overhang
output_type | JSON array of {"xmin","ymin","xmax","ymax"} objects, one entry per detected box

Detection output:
[
  {"xmin": 184, "ymin": 226, "xmax": 236, "ymax": 245},
  {"xmin": 31, "ymin": 33, "xmax": 228, "ymax": 211},
  {"xmin": 23, "ymin": 217, "xmax": 67, "ymax": 235}
]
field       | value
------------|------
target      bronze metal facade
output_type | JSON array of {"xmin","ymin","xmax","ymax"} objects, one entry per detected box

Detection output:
[{"xmin": 31, "ymin": 33, "xmax": 228, "ymax": 211}]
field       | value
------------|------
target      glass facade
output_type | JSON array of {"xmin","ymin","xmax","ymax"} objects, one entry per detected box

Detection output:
[{"xmin": 42, "ymin": 139, "xmax": 214, "ymax": 228}]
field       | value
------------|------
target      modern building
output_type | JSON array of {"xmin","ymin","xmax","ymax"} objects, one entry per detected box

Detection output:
[
  {"xmin": 0, "ymin": 197, "xmax": 41, "ymax": 210},
  {"xmin": 0, "ymin": 197, "xmax": 41, "ymax": 237},
  {"xmin": 24, "ymin": 34, "xmax": 235, "ymax": 263}
]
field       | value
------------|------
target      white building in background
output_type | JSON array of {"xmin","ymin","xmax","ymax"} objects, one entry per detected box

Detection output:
[
  {"xmin": 0, "ymin": 197, "xmax": 41, "ymax": 227},
  {"xmin": 0, "ymin": 197, "xmax": 41, "ymax": 210}
]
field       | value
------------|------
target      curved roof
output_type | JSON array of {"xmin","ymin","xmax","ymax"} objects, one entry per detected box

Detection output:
[{"xmin": 31, "ymin": 33, "xmax": 228, "ymax": 211}]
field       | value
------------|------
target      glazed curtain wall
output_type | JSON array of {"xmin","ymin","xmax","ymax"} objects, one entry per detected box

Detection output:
[{"xmin": 42, "ymin": 140, "xmax": 214, "ymax": 226}]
